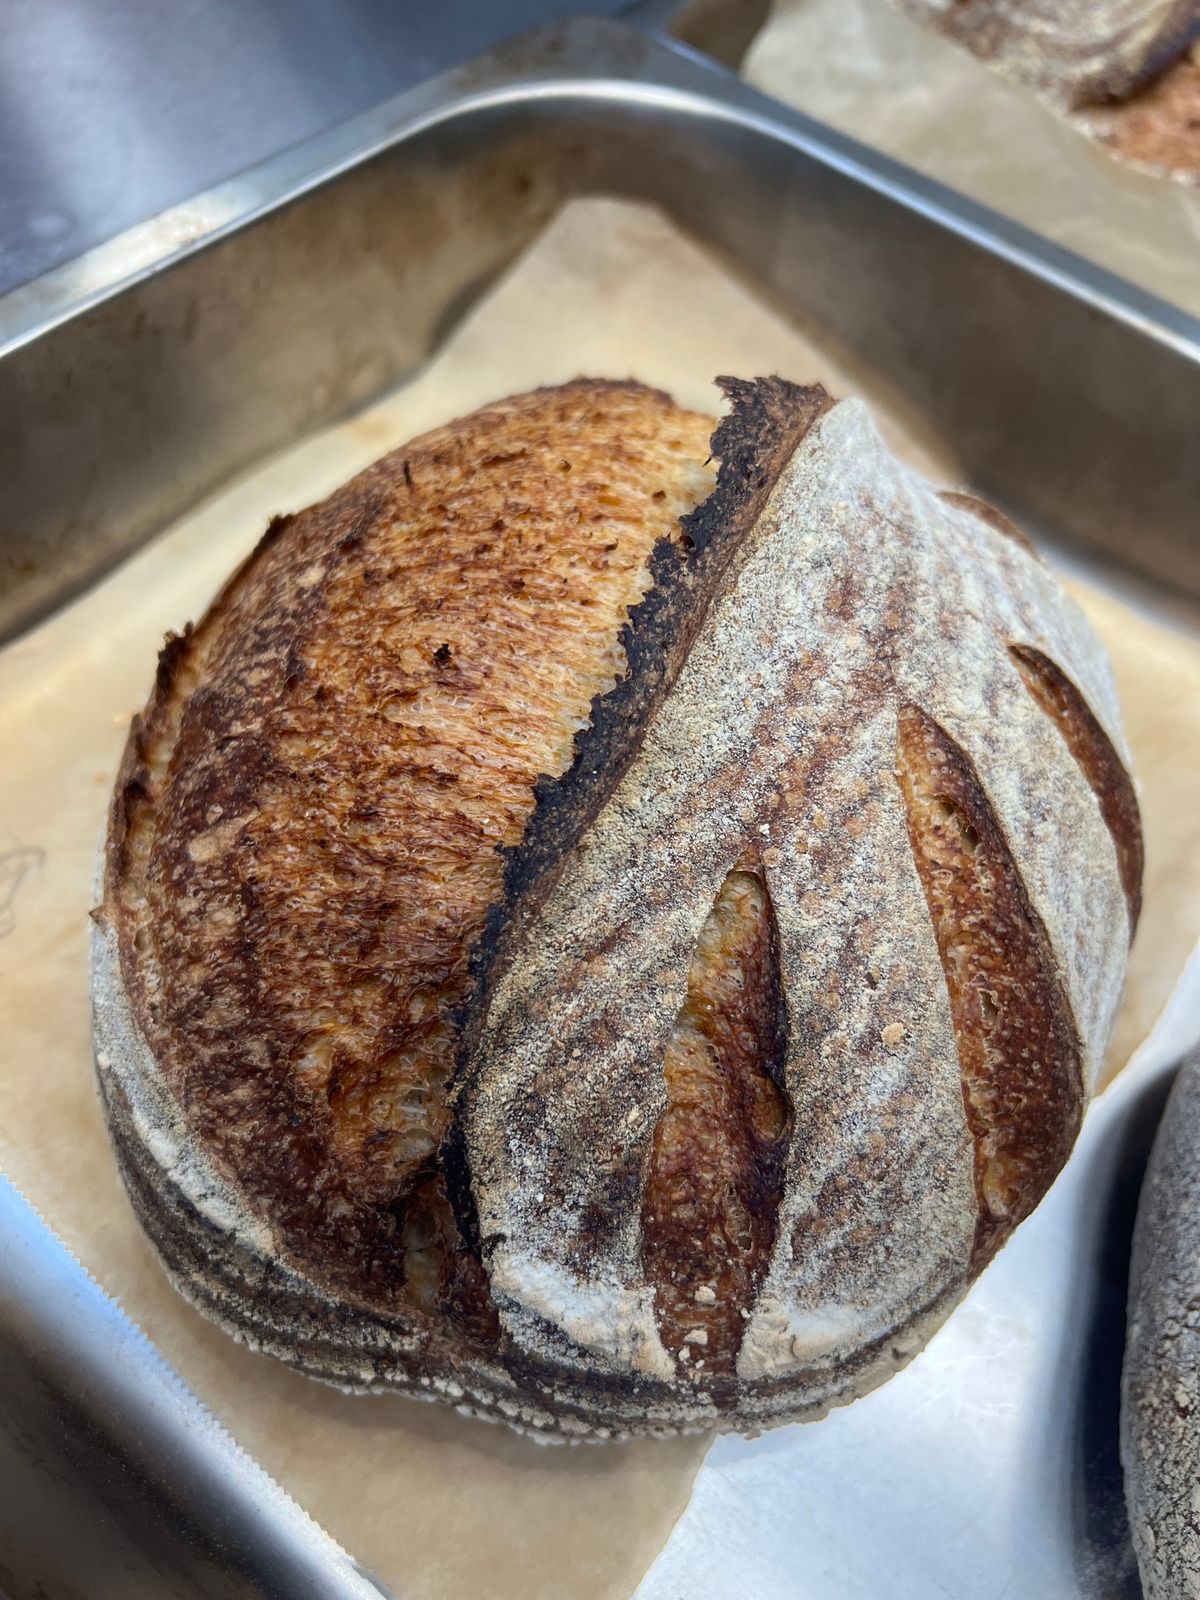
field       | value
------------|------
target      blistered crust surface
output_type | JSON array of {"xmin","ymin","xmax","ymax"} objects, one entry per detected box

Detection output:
[
  {"xmin": 103, "ymin": 380, "xmax": 713, "ymax": 1321},
  {"xmin": 463, "ymin": 396, "xmax": 1132, "ymax": 1415},
  {"xmin": 1123, "ymin": 1050, "xmax": 1200, "ymax": 1599}
]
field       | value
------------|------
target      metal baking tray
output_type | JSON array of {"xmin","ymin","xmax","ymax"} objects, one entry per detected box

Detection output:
[
  {"xmin": 4, "ymin": 15, "xmax": 1199, "ymax": 643},
  {"xmin": 2, "ymin": 15, "xmax": 1198, "ymax": 1598}
]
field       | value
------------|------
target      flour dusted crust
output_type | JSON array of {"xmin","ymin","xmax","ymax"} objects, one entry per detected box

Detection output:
[
  {"xmin": 94, "ymin": 377, "xmax": 1139, "ymax": 1438},
  {"xmin": 893, "ymin": 0, "xmax": 1197, "ymax": 105},
  {"xmin": 1122, "ymin": 1050, "xmax": 1200, "ymax": 1598}
]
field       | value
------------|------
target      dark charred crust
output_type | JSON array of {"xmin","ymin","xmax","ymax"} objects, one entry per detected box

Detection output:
[
  {"xmin": 1009, "ymin": 644, "xmax": 1144, "ymax": 932},
  {"xmin": 896, "ymin": 704, "xmax": 1084, "ymax": 1270},
  {"xmin": 440, "ymin": 1115, "xmax": 484, "ymax": 1257},
  {"xmin": 455, "ymin": 379, "xmax": 833, "ymax": 1079},
  {"xmin": 918, "ymin": 0, "xmax": 1200, "ymax": 108},
  {"xmin": 154, "ymin": 626, "xmax": 195, "ymax": 697},
  {"xmin": 695, "ymin": 379, "xmax": 835, "ymax": 553},
  {"xmin": 260, "ymin": 512, "xmax": 296, "ymax": 551},
  {"xmin": 449, "ymin": 381, "xmax": 829, "ymax": 1262}
]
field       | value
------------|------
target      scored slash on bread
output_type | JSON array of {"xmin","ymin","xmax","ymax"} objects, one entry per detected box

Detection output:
[{"xmin": 93, "ymin": 376, "xmax": 1140, "ymax": 1438}]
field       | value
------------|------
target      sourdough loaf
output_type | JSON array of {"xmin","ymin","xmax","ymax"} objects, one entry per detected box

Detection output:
[{"xmin": 93, "ymin": 376, "xmax": 1141, "ymax": 1437}]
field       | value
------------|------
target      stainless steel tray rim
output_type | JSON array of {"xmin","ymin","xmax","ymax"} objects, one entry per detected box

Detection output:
[
  {"xmin": 6, "ymin": 18, "xmax": 1200, "ymax": 367},
  {"xmin": 5, "ymin": 16, "xmax": 1197, "ymax": 645}
]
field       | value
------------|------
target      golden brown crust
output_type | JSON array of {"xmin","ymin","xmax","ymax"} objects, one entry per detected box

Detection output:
[
  {"xmin": 1009, "ymin": 643, "xmax": 1144, "ymax": 928},
  {"xmin": 640, "ymin": 859, "xmax": 792, "ymax": 1392},
  {"xmin": 96, "ymin": 377, "xmax": 1137, "ymax": 1438},
  {"xmin": 896, "ymin": 704, "xmax": 1084, "ymax": 1269},
  {"xmin": 106, "ymin": 381, "xmax": 714, "ymax": 1331}
]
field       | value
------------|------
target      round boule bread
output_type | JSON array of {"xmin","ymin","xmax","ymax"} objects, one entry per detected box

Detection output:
[
  {"xmin": 93, "ymin": 376, "xmax": 1142, "ymax": 1439},
  {"xmin": 892, "ymin": 0, "xmax": 1198, "ymax": 108}
]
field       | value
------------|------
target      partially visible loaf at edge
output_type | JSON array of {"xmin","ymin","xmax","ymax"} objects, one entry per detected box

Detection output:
[
  {"xmin": 894, "ymin": 0, "xmax": 1200, "ymax": 181},
  {"xmin": 93, "ymin": 376, "xmax": 1142, "ymax": 1438},
  {"xmin": 1122, "ymin": 1050, "xmax": 1200, "ymax": 1600}
]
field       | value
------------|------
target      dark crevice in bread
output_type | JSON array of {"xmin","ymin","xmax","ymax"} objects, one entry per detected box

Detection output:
[
  {"xmin": 451, "ymin": 378, "xmax": 830, "ymax": 1283},
  {"xmin": 896, "ymin": 703, "xmax": 1084, "ymax": 1269},
  {"xmin": 455, "ymin": 377, "xmax": 833, "ymax": 1082},
  {"xmin": 1009, "ymin": 643, "xmax": 1144, "ymax": 931},
  {"xmin": 640, "ymin": 856, "xmax": 792, "ymax": 1396},
  {"xmin": 108, "ymin": 381, "xmax": 717, "ymax": 1323},
  {"xmin": 461, "ymin": 378, "xmax": 833, "ymax": 1011},
  {"xmin": 401, "ymin": 1172, "xmax": 501, "ymax": 1352}
]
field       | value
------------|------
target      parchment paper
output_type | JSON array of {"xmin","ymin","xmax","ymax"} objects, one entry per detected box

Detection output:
[
  {"xmin": 1, "ymin": 197, "xmax": 1198, "ymax": 1598},
  {"xmin": 744, "ymin": 0, "xmax": 1200, "ymax": 317}
]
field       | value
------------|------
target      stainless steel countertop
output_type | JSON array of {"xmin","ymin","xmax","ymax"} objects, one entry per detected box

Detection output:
[{"xmin": 0, "ymin": 0, "xmax": 637, "ymax": 297}]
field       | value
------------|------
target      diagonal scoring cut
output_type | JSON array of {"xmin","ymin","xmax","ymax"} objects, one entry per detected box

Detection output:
[
  {"xmin": 896, "ymin": 704, "xmax": 1084, "ymax": 1269},
  {"xmin": 1009, "ymin": 643, "xmax": 1143, "ymax": 932},
  {"xmin": 640, "ymin": 855, "xmax": 793, "ymax": 1389}
]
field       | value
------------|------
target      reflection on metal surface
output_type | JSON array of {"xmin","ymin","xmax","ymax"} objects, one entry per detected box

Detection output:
[
  {"xmin": 0, "ymin": 1174, "xmax": 392, "ymax": 1600},
  {"xmin": 0, "ymin": 0, "xmax": 642, "ymax": 297}
]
